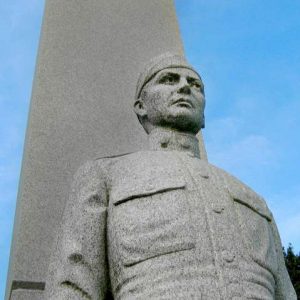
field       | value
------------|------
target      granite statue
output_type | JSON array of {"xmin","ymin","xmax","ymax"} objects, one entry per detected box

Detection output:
[{"xmin": 45, "ymin": 53, "xmax": 296, "ymax": 299}]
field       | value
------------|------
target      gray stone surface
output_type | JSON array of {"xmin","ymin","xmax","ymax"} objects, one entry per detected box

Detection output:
[
  {"xmin": 6, "ymin": 1, "xmax": 209, "ymax": 299},
  {"xmin": 45, "ymin": 55, "xmax": 296, "ymax": 299},
  {"xmin": 10, "ymin": 290, "xmax": 44, "ymax": 300}
]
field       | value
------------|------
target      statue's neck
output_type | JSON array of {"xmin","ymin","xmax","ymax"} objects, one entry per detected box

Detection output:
[{"xmin": 148, "ymin": 128, "xmax": 200, "ymax": 158}]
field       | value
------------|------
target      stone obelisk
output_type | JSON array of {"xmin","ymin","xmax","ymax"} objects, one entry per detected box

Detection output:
[{"xmin": 6, "ymin": 1, "xmax": 206, "ymax": 299}]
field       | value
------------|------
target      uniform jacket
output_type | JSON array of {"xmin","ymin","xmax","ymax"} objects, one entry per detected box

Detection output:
[{"xmin": 45, "ymin": 130, "xmax": 296, "ymax": 300}]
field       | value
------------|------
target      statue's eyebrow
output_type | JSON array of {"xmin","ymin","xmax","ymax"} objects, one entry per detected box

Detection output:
[
  {"xmin": 157, "ymin": 71, "xmax": 180, "ymax": 82},
  {"xmin": 187, "ymin": 76, "xmax": 202, "ymax": 83}
]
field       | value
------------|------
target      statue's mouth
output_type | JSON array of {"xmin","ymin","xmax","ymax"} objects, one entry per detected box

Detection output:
[{"xmin": 172, "ymin": 98, "xmax": 194, "ymax": 108}]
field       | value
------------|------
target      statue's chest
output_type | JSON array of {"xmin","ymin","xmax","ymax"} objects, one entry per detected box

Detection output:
[
  {"xmin": 107, "ymin": 152, "xmax": 231, "ymax": 266},
  {"xmin": 106, "ymin": 152, "xmax": 277, "ymax": 275}
]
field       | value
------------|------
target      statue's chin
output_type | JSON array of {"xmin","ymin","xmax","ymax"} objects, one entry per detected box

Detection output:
[
  {"xmin": 160, "ymin": 113, "xmax": 202, "ymax": 135},
  {"xmin": 143, "ymin": 109, "xmax": 203, "ymax": 135}
]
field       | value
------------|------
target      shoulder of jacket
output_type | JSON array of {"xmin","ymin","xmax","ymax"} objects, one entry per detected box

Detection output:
[
  {"xmin": 71, "ymin": 155, "xmax": 121, "ymax": 184},
  {"xmin": 207, "ymin": 162, "xmax": 269, "ymax": 209},
  {"xmin": 93, "ymin": 150, "xmax": 155, "ymax": 165},
  {"xmin": 94, "ymin": 151, "xmax": 135, "ymax": 161},
  {"xmin": 73, "ymin": 152, "xmax": 134, "ymax": 173},
  {"xmin": 73, "ymin": 152, "xmax": 145, "ymax": 177},
  {"xmin": 206, "ymin": 163, "xmax": 253, "ymax": 190}
]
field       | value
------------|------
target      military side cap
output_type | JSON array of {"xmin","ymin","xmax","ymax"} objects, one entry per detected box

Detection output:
[{"xmin": 135, "ymin": 52, "xmax": 200, "ymax": 100}]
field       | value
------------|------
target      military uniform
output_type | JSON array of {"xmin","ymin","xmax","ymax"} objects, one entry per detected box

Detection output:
[{"xmin": 46, "ymin": 130, "xmax": 296, "ymax": 300}]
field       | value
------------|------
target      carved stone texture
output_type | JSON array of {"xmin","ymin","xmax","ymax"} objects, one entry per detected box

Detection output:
[
  {"xmin": 6, "ymin": 1, "xmax": 197, "ymax": 299},
  {"xmin": 10, "ymin": 290, "xmax": 44, "ymax": 300},
  {"xmin": 45, "ymin": 54, "xmax": 296, "ymax": 299},
  {"xmin": 9, "ymin": 281, "xmax": 45, "ymax": 300}
]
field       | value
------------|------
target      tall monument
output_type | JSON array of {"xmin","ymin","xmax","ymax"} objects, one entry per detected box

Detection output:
[
  {"xmin": 6, "ymin": 1, "xmax": 207, "ymax": 299},
  {"xmin": 6, "ymin": 1, "xmax": 295, "ymax": 300}
]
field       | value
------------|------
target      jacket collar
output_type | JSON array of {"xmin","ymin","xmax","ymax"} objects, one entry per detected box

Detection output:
[{"xmin": 148, "ymin": 128, "xmax": 200, "ymax": 158}]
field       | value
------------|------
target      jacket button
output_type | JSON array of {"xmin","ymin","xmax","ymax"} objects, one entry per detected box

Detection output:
[
  {"xmin": 222, "ymin": 251, "xmax": 235, "ymax": 263},
  {"xmin": 68, "ymin": 252, "xmax": 83, "ymax": 264}
]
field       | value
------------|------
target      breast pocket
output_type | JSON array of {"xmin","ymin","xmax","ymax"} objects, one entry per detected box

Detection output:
[
  {"xmin": 111, "ymin": 177, "xmax": 195, "ymax": 267},
  {"xmin": 230, "ymin": 189, "xmax": 278, "ymax": 272}
]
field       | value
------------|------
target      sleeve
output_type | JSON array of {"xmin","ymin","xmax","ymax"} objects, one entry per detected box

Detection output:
[
  {"xmin": 45, "ymin": 160, "xmax": 110, "ymax": 300},
  {"xmin": 220, "ymin": 168, "xmax": 297, "ymax": 299},
  {"xmin": 270, "ymin": 215, "xmax": 297, "ymax": 300}
]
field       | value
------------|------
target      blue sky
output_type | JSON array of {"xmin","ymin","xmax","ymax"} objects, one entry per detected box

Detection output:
[
  {"xmin": 175, "ymin": 0, "xmax": 300, "ymax": 252},
  {"xmin": 0, "ymin": 0, "xmax": 299, "ymax": 298}
]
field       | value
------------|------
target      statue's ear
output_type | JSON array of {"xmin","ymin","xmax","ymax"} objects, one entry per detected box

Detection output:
[{"xmin": 133, "ymin": 99, "xmax": 147, "ymax": 118}]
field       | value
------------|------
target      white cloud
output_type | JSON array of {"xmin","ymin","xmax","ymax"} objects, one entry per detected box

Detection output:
[
  {"xmin": 204, "ymin": 112, "xmax": 277, "ymax": 176},
  {"xmin": 210, "ymin": 134, "xmax": 275, "ymax": 169}
]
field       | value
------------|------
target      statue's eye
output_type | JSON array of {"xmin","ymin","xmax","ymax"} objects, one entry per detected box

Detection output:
[
  {"xmin": 189, "ymin": 80, "xmax": 204, "ymax": 93},
  {"xmin": 159, "ymin": 74, "xmax": 178, "ymax": 84}
]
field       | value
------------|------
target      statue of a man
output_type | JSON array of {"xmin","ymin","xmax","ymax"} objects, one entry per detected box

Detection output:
[{"xmin": 45, "ymin": 54, "xmax": 296, "ymax": 299}]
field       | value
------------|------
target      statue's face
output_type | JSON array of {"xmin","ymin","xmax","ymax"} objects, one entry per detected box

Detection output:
[{"xmin": 136, "ymin": 67, "xmax": 205, "ymax": 134}]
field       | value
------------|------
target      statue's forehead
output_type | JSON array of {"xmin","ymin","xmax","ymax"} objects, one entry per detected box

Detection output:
[
  {"xmin": 135, "ymin": 53, "xmax": 202, "ymax": 100},
  {"xmin": 154, "ymin": 67, "xmax": 201, "ymax": 80}
]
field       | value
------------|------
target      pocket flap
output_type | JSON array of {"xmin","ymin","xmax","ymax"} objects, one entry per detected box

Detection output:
[
  {"xmin": 228, "ymin": 187, "xmax": 272, "ymax": 221},
  {"xmin": 111, "ymin": 177, "xmax": 186, "ymax": 205}
]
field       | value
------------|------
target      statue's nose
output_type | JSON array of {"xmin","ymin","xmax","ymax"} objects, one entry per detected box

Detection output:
[{"xmin": 178, "ymin": 85, "xmax": 191, "ymax": 95}]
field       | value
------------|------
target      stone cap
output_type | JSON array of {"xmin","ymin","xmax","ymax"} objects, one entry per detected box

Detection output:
[{"xmin": 135, "ymin": 52, "xmax": 201, "ymax": 100}]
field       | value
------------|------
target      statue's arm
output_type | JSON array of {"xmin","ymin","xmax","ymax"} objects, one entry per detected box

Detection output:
[
  {"xmin": 45, "ymin": 160, "xmax": 109, "ymax": 300},
  {"xmin": 270, "ymin": 217, "xmax": 297, "ymax": 300}
]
